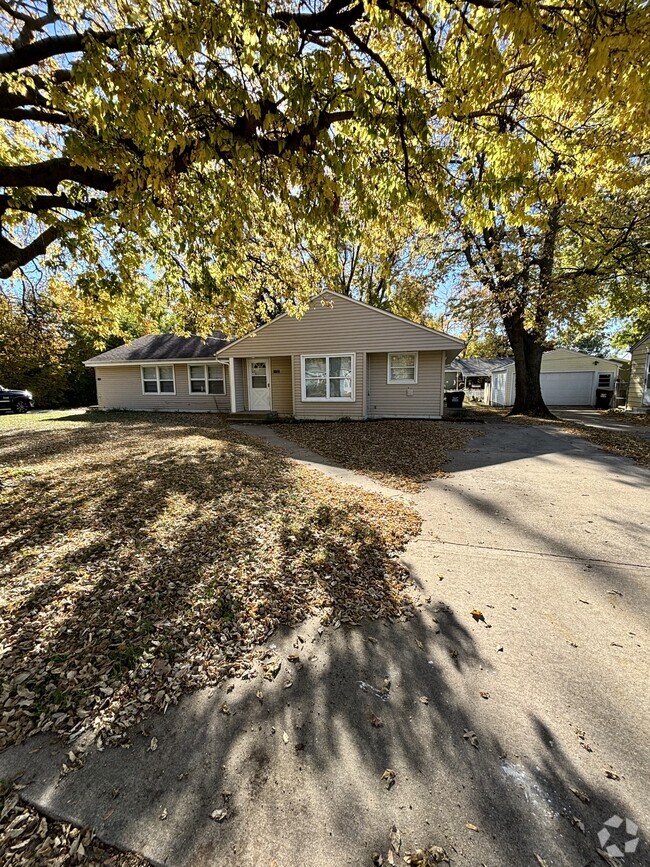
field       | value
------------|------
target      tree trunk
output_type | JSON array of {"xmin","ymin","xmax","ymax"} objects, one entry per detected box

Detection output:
[{"xmin": 505, "ymin": 317, "xmax": 554, "ymax": 418}]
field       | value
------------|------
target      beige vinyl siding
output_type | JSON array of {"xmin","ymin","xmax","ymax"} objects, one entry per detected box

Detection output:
[
  {"xmin": 94, "ymin": 363, "xmax": 230, "ymax": 412},
  {"xmin": 221, "ymin": 292, "xmax": 460, "ymax": 357},
  {"xmin": 270, "ymin": 356, "xmax": 293, "ymax": 414},
  {"xmin": 541, "ymin": 349, "xmax": 620, "ymax": 375},
  {"xmin": 367, "ymin": 351, "xmax": 444, "ymax": 418},
  {"xmin": 291, "ymin": 352, "xmax": 364, "ymax": 420},
  {"xmin": 233, "ymin": 358, "xmax": 245, "ymax": 412},
  {"xmin": 627, "ymin": 336, "xmax": 650, "ymax": 410}
]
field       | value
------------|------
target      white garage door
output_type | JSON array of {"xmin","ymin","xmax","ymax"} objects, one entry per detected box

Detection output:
[{"xmin": 540, "ymin": 372, "xmax": 594, "ymax": 406}]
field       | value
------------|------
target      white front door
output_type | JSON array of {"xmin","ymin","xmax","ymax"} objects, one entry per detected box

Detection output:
[
  {"xmin": 249, "ymin": 359, "xmax": 271, "ymax": 411},
  {"xmin": 644, "ymin": 355, "xmax": 650, "ymax": 407}
]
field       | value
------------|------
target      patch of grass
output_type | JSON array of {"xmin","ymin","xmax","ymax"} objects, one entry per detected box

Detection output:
[
  {"xmin": 0, "ymin": 411, "xmax": 420, "ymax": 751},
  {"xmin": 0, "ymin": 408, "xmax": 89, "ymax": 432},
  {"xmin": 271, "ymin": 419, "xmax": 481, "ymax": 492}
]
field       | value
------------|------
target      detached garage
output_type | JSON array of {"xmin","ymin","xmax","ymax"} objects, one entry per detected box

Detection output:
[{"xmin": 489, "ymin": 349, "xmax": 623, "ymax": 407}]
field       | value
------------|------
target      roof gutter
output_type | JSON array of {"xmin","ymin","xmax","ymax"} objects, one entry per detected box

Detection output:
[{"xmin": 83, "ymin": 357, "xmax": 228, "ymax": 368}]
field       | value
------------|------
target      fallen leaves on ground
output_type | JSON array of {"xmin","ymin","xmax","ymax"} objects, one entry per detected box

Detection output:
[
  {"xmin": 604, "ymin": 410, "xmax": 650, "ymax": 427},
  {"xmin": 455, "ymin": 404, "xmax": 650, "ymax": 471},
  {"xmin": 0, "ymin": 412, "xmax": 421, "ymax": 751},
  {"xmin": 0, "ymin": 782, "xmax": 146, "ymax": 866},
  {"xmin": 404, "ymin": 846, "xmax": 450, "ymax": 865},
  {"xmin": 570, "ymin": 786, "xmax": 591, "ymax": 804},
  {"xmin": 565, "ymin": 425, "xmax": 650, "ymax": 471},
  {"xmin": 463, "ymin": 729, "xmax": 479, "ymax": 748},
  {"xmin": 597, "ymin": 848, "xmax": 626, "ymax": 867},
  {"xmin": 570, "ymin": 816, "xmax": 585, "ymax": 834},
  {"xmin": 271, "ymin": 420, "xmax": 481, "ymax": 492}
]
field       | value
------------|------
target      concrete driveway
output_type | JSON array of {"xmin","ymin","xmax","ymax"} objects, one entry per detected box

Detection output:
[
  {"xmin": 554, "ymin": 407, "xmax": 650, "ymax": 438},
  {"xmin": 1, "ymin": 423, "xmax": 648, "ymax": 866}
]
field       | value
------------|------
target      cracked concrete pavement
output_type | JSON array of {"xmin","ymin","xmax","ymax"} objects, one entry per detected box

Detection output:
[{"xmin": 1, "ymin": 422, "xmax": 648, "ymax": 866}]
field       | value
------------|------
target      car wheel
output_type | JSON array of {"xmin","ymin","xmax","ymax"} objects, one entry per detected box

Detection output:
[{"xmin": 12, "ymin": 399, "xmax": 30, "ymax": 414}]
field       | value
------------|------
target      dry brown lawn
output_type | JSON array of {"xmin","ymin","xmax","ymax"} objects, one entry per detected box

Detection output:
[
  {"xmin": 0, "ymin": 412, "xmax": 420, "ymax": 753},
  {"xmin": 270, "ymin": 420, "xmax": 481, "ymax": 492}
]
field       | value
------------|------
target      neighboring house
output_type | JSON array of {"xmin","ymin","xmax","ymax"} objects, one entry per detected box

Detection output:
[
  {"xmin": 84, "ymin": 333, "xmax": 232, "ymax": 413},
  {"xmin": 626, "ymin": 333, "xmax": 650, "ymax": 411},
  {"xmin": 84, "ymin": 291, "xmax": 464, "ymax": 419},
  {"xmin": 488, "ymin": 349, "xmax": 623, "ymax": 407},
  {"xmin": 445, "ymin": 357, "xmax": 512, "ymax": 400}
]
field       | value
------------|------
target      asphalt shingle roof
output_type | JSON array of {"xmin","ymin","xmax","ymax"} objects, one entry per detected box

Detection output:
[
  {"xmin": 85, "ymin": 333, "xmax": 231, "ymax": 365},
  {"xmin": 447, "ymin": 357, "xmax": 514, "ymax": 377}
]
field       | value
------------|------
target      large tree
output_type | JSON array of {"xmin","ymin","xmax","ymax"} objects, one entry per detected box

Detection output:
[
  {"xmin": 2, "ymin": 0, "xmax": 650, "ymax": 399},
  {"xmin": 0, "ymin": 0, "xmax": 438, "ymax": 287},
  {"xmin": 3, "ymin": 2, "xmax": 649, "ymax": 286},
  {"xmin": 423, "ymin": 2, "xmax": 650, "ymax": 415}
]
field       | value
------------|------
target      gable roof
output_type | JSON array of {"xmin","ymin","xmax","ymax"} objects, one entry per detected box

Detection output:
[
  {"xmin": 447, "ymin": 357, "xmax": 513, "ymax": 376},
  {"xmin": 544, "ymin": 347, "xmax": 624, "ymax": 365},
  {"xmin": 629, "ymin": 333, "xmax": 650, "ymax": 353},
  {"xmin": 216, "ymin": 290, "xmax": 464, "ymax": 357},
  {"xmin": 84, "ymin": 332, "xmax": 231, "ymax": 366}
]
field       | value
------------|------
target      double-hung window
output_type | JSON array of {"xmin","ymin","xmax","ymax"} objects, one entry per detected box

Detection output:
[
  {"xmin": 189, "ymin": 364, "xmax": 226, "ymax": 395},
  {"xmin": 302, "ymin": 354, "xmax": 354, "ymax": 401},
  {"xmin": 142, "ymin": 365, "xmax": 175, "ymax": 394},
  {"xmin": 387, "ymin": 352, "xmax": 418, "ymax": 384},
  {"xmin": 597, "ymin": 372, "xmax": 612, "ymax": 388}
]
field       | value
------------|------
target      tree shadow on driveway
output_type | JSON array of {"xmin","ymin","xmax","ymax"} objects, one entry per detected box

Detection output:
[
  {"xmin": 1, "ymin": 413, "xmax": 647, "ymax": 866},
  {"xmin": 3, "ymin": 604, "xmax": 645, "ymax": 866}
]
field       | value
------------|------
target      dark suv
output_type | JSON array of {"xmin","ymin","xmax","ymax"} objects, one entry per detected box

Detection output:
[{"xmin": 0, "ymin": 385, "xmax": 34, "ymax": 413}]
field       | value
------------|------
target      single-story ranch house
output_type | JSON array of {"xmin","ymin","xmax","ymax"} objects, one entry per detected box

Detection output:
[
  {"xmin": 479, "ymin": 349, "xmax": 623, "ymax": 408},
  {"xmin": 84, "ymin": 291, "xmax": 465, "ymax": 420},
  {"xmin": 626, "ymin": 332, "xmax": 650, "ymax": 411}
]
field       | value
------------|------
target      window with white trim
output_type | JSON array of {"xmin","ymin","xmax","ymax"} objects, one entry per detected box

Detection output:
[
  {"xmin": 302, "ymin": 354, "xmax": 354, "ymax": 400},
  {"xmin": 597, "ymin": 372, "xmax": 612, "ymax": 388},
  {"xmin": 387, "ymin": 352, "xmax": 418, "ymax": 384},
  {"xmin": 189, "ymin": 364, "xmax": 225, "ymax": 395},
  {"xmin": 142, "ymin": 365, "xmax": 175, "ymax": 394}
]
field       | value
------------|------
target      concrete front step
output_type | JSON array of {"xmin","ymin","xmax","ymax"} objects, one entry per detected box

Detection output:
[{"xmin": 227, "ymin": 411, "xmax": 281, "ymax": 423}]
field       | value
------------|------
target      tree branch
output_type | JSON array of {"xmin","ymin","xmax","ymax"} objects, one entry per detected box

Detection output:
[
  {"xmin": 0, "ymin": 224, "xmax": 63, "ymax": 279},
  {"xmin": 0, "ymin": 107, "xmax": 69, "ymax": 123},
  {"xmin": 0, "ymin": 158, "xmax": 116, "ymax": 193},
  {"xmin": 0, "ymin": 28, "xmax": 138, "ymax": 74},
  {"xmin": 0, "ymin": 193, "xmax": 97, "ymax": 214}
]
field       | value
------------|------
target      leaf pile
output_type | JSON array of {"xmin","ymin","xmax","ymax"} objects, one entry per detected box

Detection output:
[
  {"xmin": 271, "ymin": 420, "xmax": 480, "ymax": 492},
  {"xmin": 0, "ymin": 782, "xmax": 146, "ymax": 866},
  {"xmin": 0, "ymin": 413, "xmax": 421, "ymax": 751}
]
